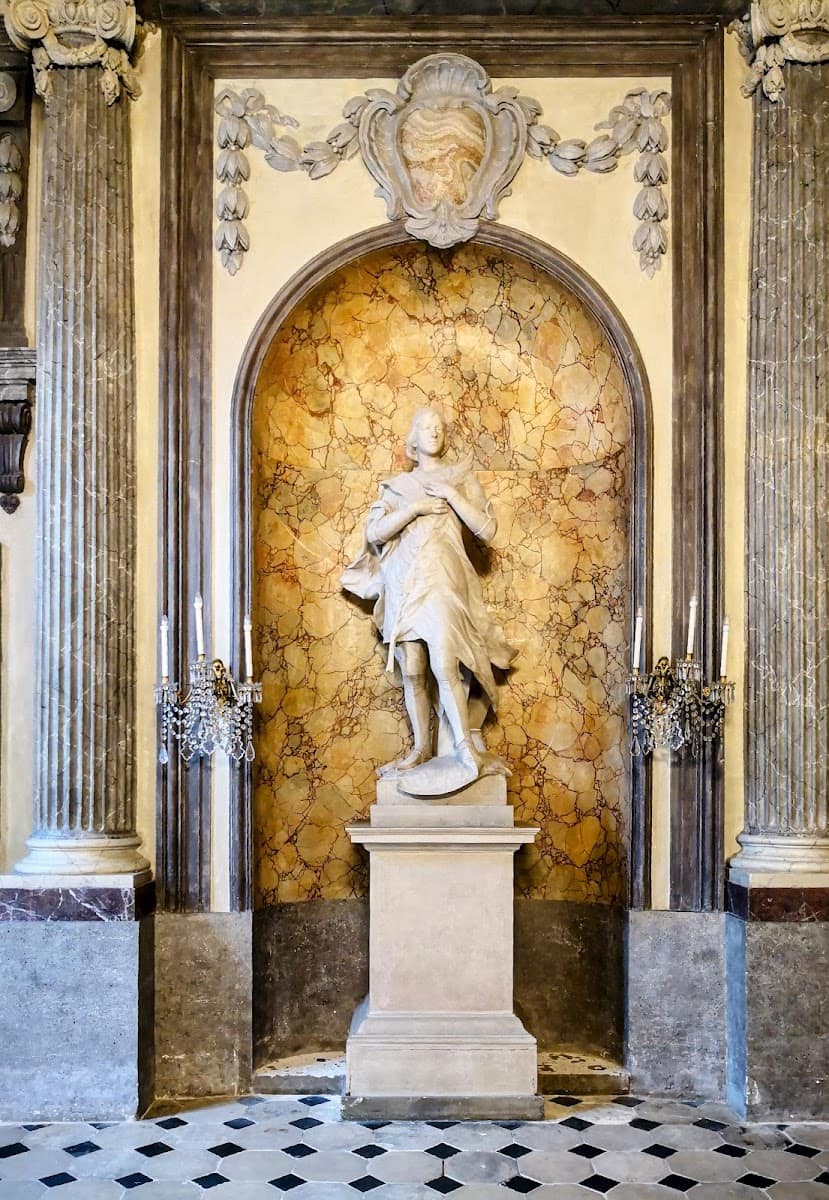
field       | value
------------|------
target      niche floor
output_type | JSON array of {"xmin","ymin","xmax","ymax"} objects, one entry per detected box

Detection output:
[{"xmin": 1, "ymin": 1094, "xmax": 828, "ymax": 1198}]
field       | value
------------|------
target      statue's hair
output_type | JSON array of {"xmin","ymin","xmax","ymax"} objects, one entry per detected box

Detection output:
[{"xmin": 405, "ymin": 406, "xmax": 447, "ymax": 463}]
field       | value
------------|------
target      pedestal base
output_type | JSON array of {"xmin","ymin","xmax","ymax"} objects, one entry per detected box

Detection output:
[{"xmin": 345, "ymin": 785, "xmax": 541, "ymax": 1120}]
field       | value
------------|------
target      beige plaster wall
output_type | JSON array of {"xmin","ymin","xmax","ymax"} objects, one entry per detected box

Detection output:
[
  {"xmin": 133, "ymin": 29, "xmax": 162, "ymax": 870},
  {"xmin": 722, "ymin": 36, "xmax": 752, "ymax": 860},
  {"xmin": 0, "ymin": 104, "xmax": 40, "ymax": 872},
  {"xmin": 211, "ymin": 73, "xmax": 673, "ymax": 909}
]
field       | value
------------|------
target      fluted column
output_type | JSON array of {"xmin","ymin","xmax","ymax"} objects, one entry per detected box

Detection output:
[
  {"xmin": 731, "ymin": 2, "xmax": 829, "ymax": 884},
  {"xmin": 4, "ymin": 0, "xmax": 148, "ymax": 876}
]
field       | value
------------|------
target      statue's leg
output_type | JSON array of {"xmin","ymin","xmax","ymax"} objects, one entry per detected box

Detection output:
[
  {"xmin": 431, "ymin": 652, "xmax": 483, "ymax": 774},
  {"xmin": 378, "ymin": 641, "xmax": 433, "ymax": 774}
]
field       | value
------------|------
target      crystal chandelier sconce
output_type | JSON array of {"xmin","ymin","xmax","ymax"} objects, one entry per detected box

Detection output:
[
  {"xmin": 627, "ymin": 596, "xmax": 735, "ymax": 757},
  {"xmin": 155, "ymin": 596, "xmax": 262, "ymax": 764}
]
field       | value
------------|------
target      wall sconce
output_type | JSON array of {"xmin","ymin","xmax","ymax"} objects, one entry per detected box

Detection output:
[
  {"xmin": 155, "ymin": 598, "xmax": 262, "ymax": 764},
  {"xmin": 627, "ymin": 599, "xmax": 735, "ymax": 757}
]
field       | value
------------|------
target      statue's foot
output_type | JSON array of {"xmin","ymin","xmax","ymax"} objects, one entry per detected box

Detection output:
[
  {"xmin": 480, "ymin": 752, "xmax": 512, "ymax": 779},
  {"xmin": 377, "ymin": 747, "xmax": 432, "ymax": 778},
  {"xmin": 456, "ymin": 737, "xmax": 483, "ymax": 777}
]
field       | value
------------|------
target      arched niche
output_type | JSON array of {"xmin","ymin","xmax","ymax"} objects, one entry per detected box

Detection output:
[{"xmin": 230, "ymin": 222, "xmax": 652, "ymax": 1062}]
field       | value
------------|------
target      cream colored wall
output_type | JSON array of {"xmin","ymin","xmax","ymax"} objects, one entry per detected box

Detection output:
[
  {"xmin": 210, "ymin": 74, "xmax": 674, "ymax": 909},
  {"xmin": 723, "ymin": 36, "xmax": 752, "ymax": 860},
  {"xmin": 133, "ymin": 30, "xmax": 162, "ymax": 870},
  {"xmin": 0, "ymin": 101, "xmax": 39, "ymax": 870}
]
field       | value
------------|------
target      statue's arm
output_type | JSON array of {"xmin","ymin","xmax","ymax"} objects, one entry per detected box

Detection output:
[
  {"xmin": 366, "ymin": 495, "xmax": 445, "ymax": 546},
  {"xmin": 422, "ymin": 475, "xmax": 497, "ymax": 543}
]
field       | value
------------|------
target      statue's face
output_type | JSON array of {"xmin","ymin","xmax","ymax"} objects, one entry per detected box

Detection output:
[{"xmin": 415, "ymin": 410, "xmax": 446, "ymax": 457}]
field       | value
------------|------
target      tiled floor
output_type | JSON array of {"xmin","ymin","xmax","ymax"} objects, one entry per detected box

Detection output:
[{"xmin": 1, "ymin": 1094, "xmax": 828, "ymax": 1198}]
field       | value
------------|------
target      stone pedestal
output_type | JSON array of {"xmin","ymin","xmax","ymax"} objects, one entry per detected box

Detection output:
[
  {"xmin": 343, "ymin": 777, "xmax": 542, "ymax": 1120},
  {"xmin": 0, "ymin": 876, "xmax": 155, "ymax": 1121}
]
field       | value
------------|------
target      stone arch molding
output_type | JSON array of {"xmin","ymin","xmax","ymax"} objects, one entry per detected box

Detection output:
[
  {"xmin": 214, "ymin": 52, "xmax": 671, "ymax": 278},
  {"xmin": 228, "ymin": 220, "xmax": 653, "ymax": 911}
]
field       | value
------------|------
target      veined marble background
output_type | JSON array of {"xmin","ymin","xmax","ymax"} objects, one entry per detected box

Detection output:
[{"xmin": 252, "ymin": 242, "xmax": 631, "ymax": 906}]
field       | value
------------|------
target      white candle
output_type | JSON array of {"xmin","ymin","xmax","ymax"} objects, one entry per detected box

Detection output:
[
  {"xmin": 720, "ymin": 618, "xmax": 729, "ymax": 679},
  {"xmin": 244, "ymin": 614, "xmax": 253, "ymax": 680},
  {"xmin": 160, "ymin": 615, "xmax": 169, "ymax": 679},
  {"xmin": 632, "ymin": 606, "xmax": 643, "ymax": 671},
  {"xmin": 686, "ymin": 594, "xmax": 697, "ymax": 658},
  {"xmin": 194, "ymin": 593, "xmax": 205, "ymax": 657}
]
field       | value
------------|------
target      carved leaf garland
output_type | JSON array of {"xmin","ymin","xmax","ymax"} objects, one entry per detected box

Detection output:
[{"xmin": 214, "ymin": 61, "xmax": 671, "ymax": 278}]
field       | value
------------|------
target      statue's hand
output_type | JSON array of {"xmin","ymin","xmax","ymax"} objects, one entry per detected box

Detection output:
[
  {"xmin": 422, "ymin": 480, "xmax": 457, "ymax": 503},
  {"xmin": 415, "ymin": 497, "xmax": 449, "ymax": 516}
]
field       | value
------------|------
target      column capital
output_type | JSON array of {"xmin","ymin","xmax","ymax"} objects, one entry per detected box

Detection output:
[
  {"xmin": 1, "ymin": 0, "xmax": 141, "ymax": 106},
  {"xmin": 731, "ymin": 0, "xmax": 829, "ymax": 100}
]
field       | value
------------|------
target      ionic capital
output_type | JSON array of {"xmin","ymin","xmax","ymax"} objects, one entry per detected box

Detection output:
[
  {"xmin": 731, "ymin": 0, "xmax": 829, "ymax": 101},
  {"xmin": 1, "ymin": 0, "xmax": 141, "ymax": 106}
]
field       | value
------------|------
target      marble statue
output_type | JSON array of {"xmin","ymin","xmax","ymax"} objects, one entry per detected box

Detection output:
[{"xmin": 342, "ymin": 406, "xmax": 516, "ymax": 796}]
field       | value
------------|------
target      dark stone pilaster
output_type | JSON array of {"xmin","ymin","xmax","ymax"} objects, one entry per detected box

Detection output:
[
  {"xmin": 729, "ymin": 28, "xmax": 829, "ymax": 1119},
  {"xmin": 3, "ymin": 3, "xmax": 148, "ymax": 877},
  {"xmin": 735, "ymin": 60, "xmax": 829, "ymax": 885}
]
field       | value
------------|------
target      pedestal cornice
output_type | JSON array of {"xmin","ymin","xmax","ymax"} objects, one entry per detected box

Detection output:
[
  {"xmin": 2, "ymin": 0, "xmax": 141, "ymax": 105},
  {"xmin": 732, "ymin": 0, "xmax": 829, "ymax": 100}
]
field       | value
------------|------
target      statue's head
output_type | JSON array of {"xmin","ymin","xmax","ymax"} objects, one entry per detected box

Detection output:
[{"xmin": 405, "ymin": 406, "xmax": 447, "ymax": 463}]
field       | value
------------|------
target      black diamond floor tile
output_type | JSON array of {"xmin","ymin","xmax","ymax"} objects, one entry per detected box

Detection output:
[
  {"xmin": 64, "ymin": 1140, "xmax": 101, "ymax": 1157},
  {"xmin": 644, "ymin": 1144, "xmax": 677, "ymax": 1159},
  {"xmin": 193, "ymin": 1173, "xmax": 230, "ymax": 1189},
  {"xmin": 360, "ymin": 1121, "xmax": 391, "ymax": 1130},
  {"xmin": 500, "ymin": 1143, "xmax": 532, "ymax": 1158},
  {"xmin": 561, "ymin": 1117, "xmax": 593, "ymax": 1131},
  {"xmin": 0, "ymin": 1142, "xmax": 28, "ymax": 1158},
  {"xmin": 571, "ymin": 1144, "xmax": 604, "ymax": 1159},
  {"xmin": 225, "ymin": 1117, "xmax": 256, "ymax": 1130},
  {"xmin": 631, "ymin": 1118, "xmax": 661, "ymax": 1131},
  {"xmin": 291, "ymin": 1117, "xmax": 324, "ymax": 1130},
  {"xmin": 426, "ymin": 1143, "xmax": 461, "ymax": 1159},
  {"xmin": 284, "ymin": 1143, "xmax": 318, "ymax": 1159},
  {"xmin": 157, "ymin": 1117, "xmax": 189, "ymax": 1130},
  {"xmin": 427, "ymin": 1121, "xmax": 459, "ymax": 1129},
  {"xmin": 498, "ymin": 1121, "xmax": 525, "ymax": 1130},
  {"xmin": 426, "ymin": 1179, "xmax": 463, "ymax": 1194},
  {"xmin": 815, "ymin": 1171, "xmax": 829, "ymax": 1185},
  {"xmin": 89, "ymin": 1123, "xmax": 114, "ymax": 1130},
  {"xmin": 116, "ymin": 1173, "xmax": 153, "ymax": 1189},
  {"xmin": 714, "ymin": 1144, "xmax": 748, "ymax": 1157},
  {"xmin": 270, "ymin": 1176, "xmax": 305, "ymax": 1191},
  {"xmin": 550, "ymin": 1095, "xmax": 583, "ymax": 1107},
  {"xmin": 238, "ymin": 1096, "xmax": 266, "ymax": 1107},
  {"xmin": 137, "ymin": 1140, "xmax": 173, "ymax": 1157},
  {"xmin": 503, "ymin": 1179, "xmax": 541, "ymax": 1194},
  {"xmin": 658, "ymin": 1174, "xmax": 697, "ymax": 1192},
  {"xmin": 208, "ymin": 1142, "xmax": 245, "ymax": 1158},
  {"xmin": 350, "ymin": 1177, "xmax": 384, "ymax": 1192},
  {"xmin": 786, "ymin": 1143, "xmax": 821, "ymax": 1157},
  {"xmin": 693, "ymin": 1117, "xmax": 728, "ymax": 1131},
  {"xmin": 40, "ymin": 1173, "xmax": 76, "ymax": 1188},
  {"xmin": 582, "ymin": 1177, "xmax": 618, "ymax": 1194},
  {"xmin": 23, "ymin": 1125, "xmax": 47, "ymax": 1131},
  {"xmin": 612, "ymin": 1096, "xmax": 644, "ymax": 1107},
  {"xmin": 299, "ymin": 1095, "xmax": 331, "ymax": 1107},
  {"xmin": 738, "ymin": 1173, "xmax": 776, "ymax": 1188},
  {"xmin": 353, "ymin": 1144, "xmax": 387, "ymax": 1159}
]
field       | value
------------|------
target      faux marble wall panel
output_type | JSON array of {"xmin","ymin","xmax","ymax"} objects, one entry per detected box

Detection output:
[{"xmin": 251, "ymin": 242, "xmax": 632, "ymax": 906}]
